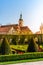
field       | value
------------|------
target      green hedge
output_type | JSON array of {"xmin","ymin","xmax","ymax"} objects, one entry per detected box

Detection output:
[
  {"xmin": 0, "ymin": 52, "xmax": 43, "ymax": 62},
  {"xmin": 0, "ymin": 34, "xmax": 43, "ymax": 45}
]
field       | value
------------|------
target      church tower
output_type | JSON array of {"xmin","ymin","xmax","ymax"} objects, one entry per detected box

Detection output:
[{"xmin": 18, "ymin": 13, "xmax": 24, "ymax": 27}]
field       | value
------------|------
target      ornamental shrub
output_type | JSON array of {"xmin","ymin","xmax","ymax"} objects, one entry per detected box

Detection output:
[{"xmin": 0, "ymin": 37, "xmax": 12, "ymax": 55}]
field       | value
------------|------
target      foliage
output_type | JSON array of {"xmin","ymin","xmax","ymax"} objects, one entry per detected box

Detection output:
[
  {"xmin": 0, "ymin": 37, "xmax": 12, "ymax": 55},
  {"xmin": 27, "ymin": 37, "xmax": 38, "ymax": 52},
  {"xmin": 11, "ymin": 35, "xmax": 19, "ymax": 45},
  {"xmin": 0, "ymin": 35, "xmax": 43, "ymax": 54},
  {"xmin": 18, "ymin": 35, "xmax": 26, "ymax": 44},
  {"xmin": 0, "ymin": 52, "xmax": 43, "ymax": 62},
  {"xmin": 40, "ymin": 45, "xmax": 43, "ymax": 49},
  {"xmin": 10, "ymin": 45, "xmax": 28, "ymax": 52}
]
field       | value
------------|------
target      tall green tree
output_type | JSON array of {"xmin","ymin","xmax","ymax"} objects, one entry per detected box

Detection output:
[
  {"xmin": 19, "ymin": 35, "xmax": 26, "ymax": 45},
  {"xmin": 0, "ymin": 37, "xmax": 12, "ymax": 55},
  {"xmin": 27, "ymin": 37, "xmax": 38, "ymax": 52},
  {"xmin": 11, "ymin": 35, "xmax": 19, "ymax": 45}
]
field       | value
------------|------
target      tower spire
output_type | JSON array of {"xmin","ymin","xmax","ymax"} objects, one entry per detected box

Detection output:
[
  {"xmin": 18, "ymin": 13, "xmax": 24, "ymax": 27},
  {"xmin": 20, "ymin": 13, "xmax": 22, "ymax": 19}
]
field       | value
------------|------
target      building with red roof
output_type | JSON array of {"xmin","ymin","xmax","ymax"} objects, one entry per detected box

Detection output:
[{"xmin": 0, "ymin": 14, "xmax": 32, "ymax": 35}]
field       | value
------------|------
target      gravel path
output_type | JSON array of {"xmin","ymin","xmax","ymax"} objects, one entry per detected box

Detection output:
[{"xmin": 8, "ymin": 61, "xmax": 43, "ymax": 65}]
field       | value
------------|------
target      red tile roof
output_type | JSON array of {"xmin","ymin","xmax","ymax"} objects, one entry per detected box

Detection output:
[
  {"xmin": 0, "ymin": 24, "xmax": 32, "ymax": 34},
  {"xmin": 35, "ymin": 31, "xmax": 40, "ymax": 34},
  {"xmin": 1, "ymin": 24, "xmax": 19, "ymax": 31},
  {"xmin": 0, "ymin": 27, "xmax": 11, "ymax": 33},
  {"xmin": 1, "ymin": 24, "xmax": 18, "ymax": 27},
  {"xmin": 20, "ymin": 26, "xmax": 32, "ymax": 31}
]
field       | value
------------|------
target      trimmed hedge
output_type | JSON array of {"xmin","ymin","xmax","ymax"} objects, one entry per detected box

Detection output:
[
  {"xmin": 0, "ymin": 34, "xmax": 43, "ymax": 45},
  {"xmin": 0, "ymin": 52, "xmax": 43, "ymax": 62}
]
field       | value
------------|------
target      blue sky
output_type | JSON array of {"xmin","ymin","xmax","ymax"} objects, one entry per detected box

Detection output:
[{"xmin": 0, "ymin": 0, "xmax": 43, "ymax": 33}]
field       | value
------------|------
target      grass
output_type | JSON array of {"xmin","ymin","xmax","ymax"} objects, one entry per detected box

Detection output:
[
  {"xmin": 0, "ymin": 58, "xmax": 43, "ymax": 64},
  {"xmin": 10, "ymin": 45, "xmax": 28, "ymax": 51}
]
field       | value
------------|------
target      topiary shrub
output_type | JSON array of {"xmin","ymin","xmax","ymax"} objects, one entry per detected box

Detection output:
[
  {"xmin": 27, "ymin": 37, "xmax": 39, "ymax": 52},
  {"xmin": 0, "ymin": 37, "xmax": 12, "ymax": 55}
]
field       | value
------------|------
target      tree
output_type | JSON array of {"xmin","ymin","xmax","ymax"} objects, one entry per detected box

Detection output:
[
  {"xmin": 27, "ymin": 37, "xmax": 38, "ymax": 52},
  {"xmin": 11, "ymin": 38, "xmax": 16, "ymax": 45},
  {"xmin": 18, "ymin": 35, "xmax": 26, "ymax": 45},
  {"xmin": 11, "ymin": 35, "xmax": 19, "ymax": 45},
  {"xmin": 0, "ymin": 37, "xmax": 12, "ymax": 55}
]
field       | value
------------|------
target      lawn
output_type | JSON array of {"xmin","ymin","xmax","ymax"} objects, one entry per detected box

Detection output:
[{"xmin": 0, "ymin": 58, "xmax": 43, "ymax": 64}]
